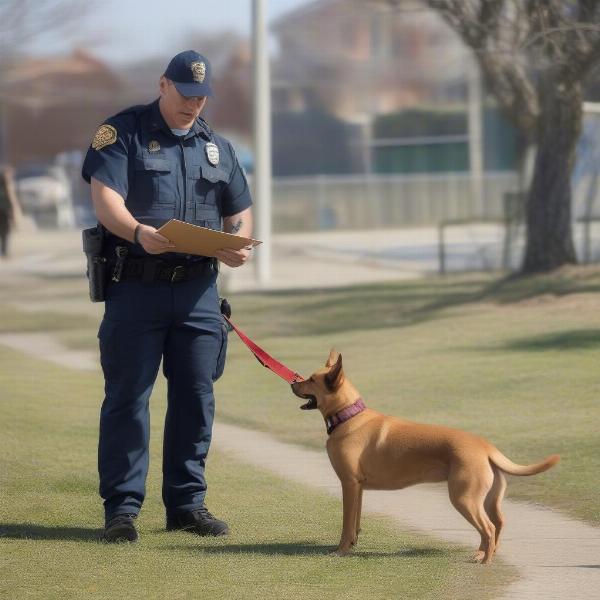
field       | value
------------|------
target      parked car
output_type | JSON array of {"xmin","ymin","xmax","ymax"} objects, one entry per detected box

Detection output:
[{"xmin": 15, "ymin": 163, "xmax": 74, "ymax": 229}]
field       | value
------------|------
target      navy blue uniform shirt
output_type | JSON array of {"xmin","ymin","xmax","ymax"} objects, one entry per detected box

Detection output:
[{"xmin": 82, "ymin": 99, "xmax": 252, "ymax": 258}]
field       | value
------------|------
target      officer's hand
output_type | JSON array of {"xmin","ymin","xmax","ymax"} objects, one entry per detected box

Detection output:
[
  {"xmin": 137, "ymin": 224, "xmax": 176, "ymax": 254},
  {"xmin": 214, "ymin": 247, "xmax": 252, "ymax": 268}
]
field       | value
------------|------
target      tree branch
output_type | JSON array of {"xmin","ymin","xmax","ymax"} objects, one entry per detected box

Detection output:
[
  {"xmin": 478, "ymin": 53, "xmax": 540, "ymax": 138},
  {"xmin": 0, "ymin": 0, "xmax": 96, "ymax": 60},
  {"xmin": 427, "ymin": 0, "xmax": 539, "ymax": 137}
]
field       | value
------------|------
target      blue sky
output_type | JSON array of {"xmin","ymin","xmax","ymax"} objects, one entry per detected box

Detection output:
[{"xmin": 27, "ymin": 0, "xmax": 312, "ymax": 64}]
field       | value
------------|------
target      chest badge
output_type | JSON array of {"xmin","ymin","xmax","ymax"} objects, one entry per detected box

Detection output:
[
  {"xmin": 205, "ymin": 143, "xmax": 220, "ymax": 166},
  {"xmin": 148, "ymin": 140, "xmax": 160, "ymax": 152}
]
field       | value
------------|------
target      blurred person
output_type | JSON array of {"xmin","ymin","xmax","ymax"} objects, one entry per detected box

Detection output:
[
  {"xmin": 81, "ymin": 50, "xmax": 253, "ymax": 543},
  {"xmin": 0, "ymin": 166, "xmax": 21, "ymax": 258}
]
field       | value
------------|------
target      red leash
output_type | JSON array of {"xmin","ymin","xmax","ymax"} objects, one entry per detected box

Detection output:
[{"xmin": 223, "ymin": 315, "xmax": 305, "ymax": 384}]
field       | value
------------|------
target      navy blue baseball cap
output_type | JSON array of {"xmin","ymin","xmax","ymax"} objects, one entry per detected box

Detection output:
[{"xmin": 164, "ymin": 50, "xmax": 213, "ymax": 97}]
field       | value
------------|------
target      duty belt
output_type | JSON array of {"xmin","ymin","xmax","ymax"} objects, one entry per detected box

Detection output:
[{"xmin": 109, "ymin": 251, "xmax": 215, "ymax": 284}]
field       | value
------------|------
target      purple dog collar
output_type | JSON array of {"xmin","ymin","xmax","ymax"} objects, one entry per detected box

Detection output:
[{"xmin": 326, "ymin": 398, "xmax": 366, "ymax": 435}]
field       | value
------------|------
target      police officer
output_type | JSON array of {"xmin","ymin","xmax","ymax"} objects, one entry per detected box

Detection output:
[{"xmin": 82, "ymin": 50, "xmax": 253, "ymax": 542}]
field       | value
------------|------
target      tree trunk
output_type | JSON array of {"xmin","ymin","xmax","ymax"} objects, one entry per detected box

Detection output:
[{"xmin": 521, "ymin": 78, "xmax": 582, "ymax": 273}]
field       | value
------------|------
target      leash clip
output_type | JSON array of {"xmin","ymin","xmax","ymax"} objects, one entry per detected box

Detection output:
[{"xmin": 219, "ymin": 298, "xmax": 232, "ymax": 319}]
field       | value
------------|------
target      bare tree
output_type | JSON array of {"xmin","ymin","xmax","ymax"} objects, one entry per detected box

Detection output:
[
  {"xmin": 413, "ymin": 0, "xmax": 600, "ymax": 274},
  {"xmin": 0, "ymin": 0, "xmax": 95, "ymax": 65},
  {"xmin": 377, "ymin": 1, "xmax": 600, "ymax": 272}
]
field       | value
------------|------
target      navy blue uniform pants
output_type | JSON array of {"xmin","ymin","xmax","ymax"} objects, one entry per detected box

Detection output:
[{"xmin": 97, "ymin": 271, "xmax": 227, "ymax": 520}]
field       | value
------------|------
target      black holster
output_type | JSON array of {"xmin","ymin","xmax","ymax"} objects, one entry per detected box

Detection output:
[{"xmin": 82, "ymin": 224, "xmax": 107, "ymax": 302}]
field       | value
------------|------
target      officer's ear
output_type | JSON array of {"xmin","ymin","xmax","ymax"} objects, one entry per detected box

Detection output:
[{"xmin": 159, "ymin": 76, "xmax": 169, "ymax": 97}]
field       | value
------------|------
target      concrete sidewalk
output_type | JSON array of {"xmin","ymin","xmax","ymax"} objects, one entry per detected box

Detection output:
[
  {"xmin": 3, "ymin": 222, "xmax": 598, "ymax": 292},
  {"xmin": 0, "ymin": 225, "xmax": 506, "ymax": 292}
]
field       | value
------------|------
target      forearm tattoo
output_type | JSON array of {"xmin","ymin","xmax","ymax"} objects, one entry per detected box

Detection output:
[{"xmin": 228, "ymin": 219, "xmax": 243, "ymax": 234}]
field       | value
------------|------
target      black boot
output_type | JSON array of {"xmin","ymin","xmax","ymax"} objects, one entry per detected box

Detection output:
[
  {"xmin": 166, "ymin": 505, "xmax": 229, "ymax": 536},
  {"xmin": 103, "ymin": 513, "xmax": 138, "ymax": 543}
]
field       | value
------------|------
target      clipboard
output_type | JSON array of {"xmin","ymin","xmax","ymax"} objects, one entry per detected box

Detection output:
[{"xmin": 157, "ymin": 219, "xmax": 262, "ymax": 257}]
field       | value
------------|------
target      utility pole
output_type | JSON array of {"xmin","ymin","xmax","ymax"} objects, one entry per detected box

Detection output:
[
  {"xmin": 252, "ymin": 0, "xmax": 272, "ymax": 286},
  {"xmin": 467, "ymin": 57, "xmax": 484, "ymax": 212}
]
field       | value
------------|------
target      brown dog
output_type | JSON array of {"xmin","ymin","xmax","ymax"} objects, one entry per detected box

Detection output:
[{"xmin": 291, "ymin": 350, "xmax": 560, "ymax": 564}]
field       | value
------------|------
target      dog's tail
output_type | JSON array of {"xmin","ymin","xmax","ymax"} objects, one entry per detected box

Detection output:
[{"xmin": 489, "ymin": 448, "xmax": 560, "ymax": 476}]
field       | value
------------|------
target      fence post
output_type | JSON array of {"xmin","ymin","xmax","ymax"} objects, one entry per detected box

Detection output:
[{"xmin": 438, "ymin": 223, "xmax": 446, "ymax": 274}]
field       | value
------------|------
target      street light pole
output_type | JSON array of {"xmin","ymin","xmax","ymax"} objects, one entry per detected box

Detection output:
[
  {"xmin": 468, "ymin": 56, "xmax": 484, "ymax": 212},
  {"xmin": 252, "ymin": 0, "xmax": 272, "ymax": 286}
]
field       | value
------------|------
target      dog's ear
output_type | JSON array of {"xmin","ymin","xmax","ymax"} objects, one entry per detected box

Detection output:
[
  {"xmin": 326, "ymin": 348, "xmax": 339, "ymax": 368},
  {"xmin": 325, "ymin": 353, "xmax": 344, "ymax": 391}
]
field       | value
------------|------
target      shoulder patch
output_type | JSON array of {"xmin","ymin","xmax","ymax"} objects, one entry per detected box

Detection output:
[{"xmin": 91, "ymin": 124, "xmax": 117, "ymax": 151}]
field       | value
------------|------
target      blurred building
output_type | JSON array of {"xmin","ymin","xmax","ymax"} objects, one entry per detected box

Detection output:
[
  {"xmin": 209, "ymin": 41, "xmax": 253, "ymax": 141},
  {"xmin": 0, "ymin": 49, "xmax": 125, "ymax": 166},
  {"xmin": 271, "ymin": 0, "xmax": 519, "ymax": 176},
  {"xmin": 0, "ymin": 49, "xmax": 129, "ymax": 226},
  {"xmin": 272, "ymin": 0, "xmax": 464, "ymax": 120}
]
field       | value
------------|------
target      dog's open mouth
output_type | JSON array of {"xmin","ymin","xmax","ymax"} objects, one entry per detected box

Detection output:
[
  {"xmin": 299, "ymin": 395, "xmax": 317, "ymax": 410},
  {"xmin": 291, "ymin": 383, "xmax": 318, "ymax": 410}
]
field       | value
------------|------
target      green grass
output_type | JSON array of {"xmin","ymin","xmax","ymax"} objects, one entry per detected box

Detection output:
[
  {"xmin": 0, "ymin": 274, "xmax": 101, "ymax": 334},
  {"xmin": 1, "ymin": 264, "xmax": 599, "ymax": 599},
  {"xmin": 0, "ymin": 348, "xmax": 513, "ymax": 600}
]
